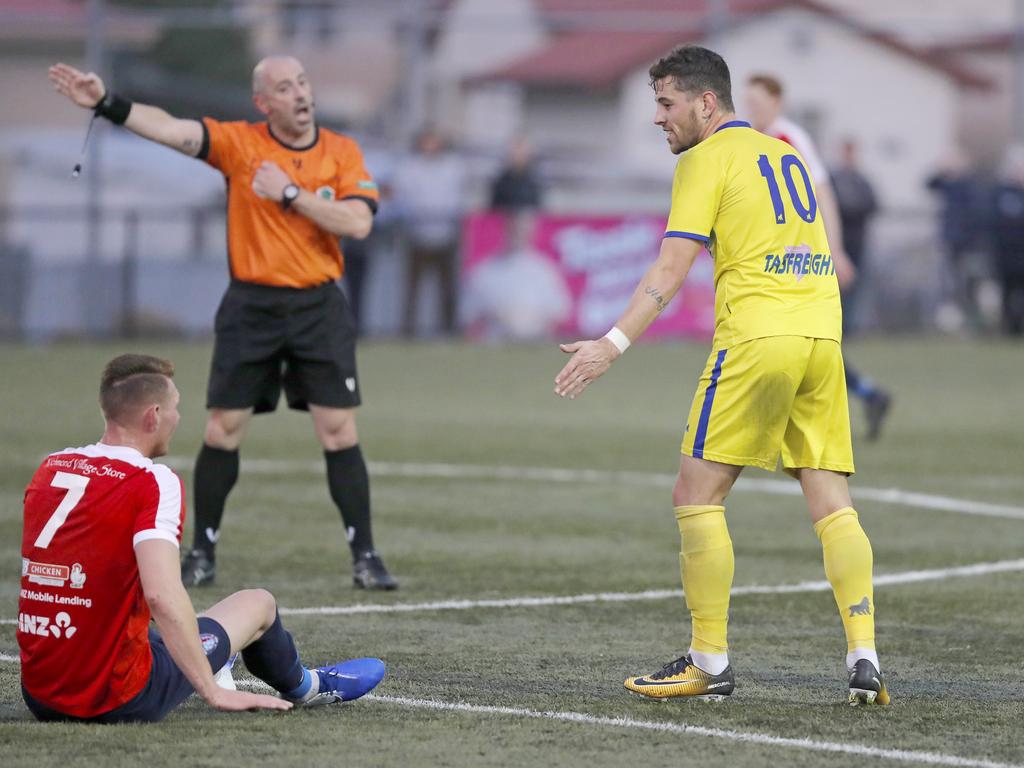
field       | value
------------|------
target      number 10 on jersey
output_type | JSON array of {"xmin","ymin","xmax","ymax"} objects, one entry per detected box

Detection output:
[{"xmin": 757, "ymin": 153, "xmax": 817, "ymax": 224}]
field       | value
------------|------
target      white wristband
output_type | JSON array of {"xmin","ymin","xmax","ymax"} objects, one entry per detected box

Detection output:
[{"xmin": 604, "ymin": 326, "xmax": 631, "ymax": 354}]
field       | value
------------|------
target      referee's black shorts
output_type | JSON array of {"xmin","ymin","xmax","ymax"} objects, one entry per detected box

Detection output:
[{"xmin": 206, "ymin": 279, "xmax": 361, "ymax": 414}]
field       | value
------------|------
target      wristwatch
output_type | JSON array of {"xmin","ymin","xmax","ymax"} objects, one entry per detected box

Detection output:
[{"xmin": 281, "ymin": 184, "xmax": 300, "ymax": 209}]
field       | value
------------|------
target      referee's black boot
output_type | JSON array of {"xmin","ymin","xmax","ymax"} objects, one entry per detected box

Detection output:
[
  {"xmin": 181, "ymin": 549, "xmax": 217, "ymax": 587},
  {"xmin": 353, "ymin": 551, "xmax": 398, "ymax": 590}
]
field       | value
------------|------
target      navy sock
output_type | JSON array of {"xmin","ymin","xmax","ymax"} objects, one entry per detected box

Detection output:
[
  {"xmin": 241, "ymin": 611, "xmax": 305, "ymax": 694},
  {"xmin": 325, "ymin": 445, "xmax": 375, "ymax": 558},
  {"xmin": 845, "ymin": 365, "xmax": 877, "ymax": 400},
  {"xmin": 285, "ymin": 668, "xmax": 314, "ymax": 699},
  {"xmin": 192, "ymin": 444, "xmax": 239, "ymax": 557}
]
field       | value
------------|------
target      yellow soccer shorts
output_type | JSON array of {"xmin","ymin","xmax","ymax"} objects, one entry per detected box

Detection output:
[{"xmin": 680, "ymin": 336, "xmax": 855, "ymax": 474}]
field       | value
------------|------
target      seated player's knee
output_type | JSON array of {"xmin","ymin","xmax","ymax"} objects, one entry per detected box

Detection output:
[{"xmin": 243, "ymin": 588, "xmax": 278, "ymax": 624}]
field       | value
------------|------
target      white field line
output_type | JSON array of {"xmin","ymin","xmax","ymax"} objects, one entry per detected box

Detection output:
[
  {"xmin": 275, "ymin": 557, "xmax": 1024, "ymax": 616},
  {"xmin": 229, "ymin": 678, "xmax": 1021, "ymax": 768},
  {"xmin": 0, "ymin": 662, "xmax": 1016, "ymax": 766},
  {"xmin": 2, "ymin": 558, "xmax": 1022, "ymax": 626},
  {"xmin": 158, "ymin": 457, "xmax": 1024, "ymax": 522}
]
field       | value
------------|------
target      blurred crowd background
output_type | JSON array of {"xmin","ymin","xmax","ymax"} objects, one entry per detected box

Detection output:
[{"xmin": 3, "ymin": 0, "xmax": 1024, "ymax": 342}]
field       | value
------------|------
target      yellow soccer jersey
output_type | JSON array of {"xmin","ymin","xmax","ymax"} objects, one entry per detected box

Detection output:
[{"xmin": 666, "ymin": 120, "xmax": 842, "ymax": 348}]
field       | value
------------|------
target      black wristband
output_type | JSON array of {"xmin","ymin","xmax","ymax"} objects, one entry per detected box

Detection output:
[{"xmin": 93, "ymin": 91, "xmax": 133, "ymax": 125}]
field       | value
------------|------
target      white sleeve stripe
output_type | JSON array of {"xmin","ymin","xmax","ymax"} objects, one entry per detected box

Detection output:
[
  {"xmin": 133, "ymin": 529, "xmax": 180, "ymax": 548},
  {"xmin": 148, "ymin": 464, "xmax": 183, "ymax": 540},
  {"xmin": 785, "ymin": 122, "xmax": 829, "ymax": 185}
]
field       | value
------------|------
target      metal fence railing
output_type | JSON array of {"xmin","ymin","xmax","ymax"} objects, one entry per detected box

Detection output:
[{"xmin": 0, "ymin": 203, "xmax": 964, "ymax": 341}]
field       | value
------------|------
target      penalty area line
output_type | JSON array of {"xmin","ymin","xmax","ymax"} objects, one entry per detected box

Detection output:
[
  {"xmin": 0, "ymin": 667, "xmax": 1015, "ymax": 767},
  {"xmin": 362, "ymin": 694, "xmax": 1023, "ymax": 768},
  {"xmin": 276, "ymin": 556, "xmax": 1024, "ymax": 617},
  {"xmin": 2, "ymin": 558, "xmax": 1023, "ymax": 626},
  {"xmin": 157, "ymin": 457, "xmax": 1024, "ymax": 522},
  {"xmin": 230, "ymin": 679, "xmax": 1021, "ymax": 768}
]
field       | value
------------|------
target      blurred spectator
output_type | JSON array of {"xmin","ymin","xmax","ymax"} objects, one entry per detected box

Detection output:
[
  {"xmin": 489, "ymin": 136, "xmax": 543, "ymax": 212},
  {"xmin": 927, "ymin": 146, "xmax": 988, "ymax": 332},
  {"xmin": 393, "ymin": 128, "xmax": 467, "ymax": 337},
  {"xmin": 830, "ymin": 139, "xmax": 878, "ymax": 332},
  {"xmin": 464, "ymin": 212, "xmax": 570, "ymax": 341},
  {"xmin": 990, "ymin": 145, "xmax": 1024, "ymax": 336},
  {"xmin": 341, "ymin": 234, "xmax": 370, "ymax": 335},
  {"xmin": 342, "ymin": 176, "xmax": 396, "ymax": 336}
]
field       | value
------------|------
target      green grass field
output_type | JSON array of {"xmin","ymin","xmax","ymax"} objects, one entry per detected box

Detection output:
[{"xmin": 1, "ymin": 338, "xmax": 1022, "ymax": 767}]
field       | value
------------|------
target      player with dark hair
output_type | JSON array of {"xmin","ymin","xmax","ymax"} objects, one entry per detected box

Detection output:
[
  {"xmin": 48, "ymin": 57, "xmax": 397, "ymax": 590},
  {"xmin": 747, "ymin": 74, "xmax": 892, "ymax": 441},
  {"xmin": 18, "ymin": 354, "xmax": 385, "ymax": 723},
  {"xmin": 555, "ymin": 45, "xmax": 888, "ymax": 705}
]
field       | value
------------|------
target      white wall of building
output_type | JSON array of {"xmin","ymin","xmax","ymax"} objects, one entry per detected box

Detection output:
[
  {"xmin": 434, "ymin": 0, "xmax": 546, "ymax": 79},
  {"xmin": 819, "ymin": 0, "xmax": 1012, "ymax": 44}
]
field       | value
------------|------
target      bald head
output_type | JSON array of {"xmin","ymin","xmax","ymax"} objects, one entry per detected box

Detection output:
[
  {"xmin": 251, "ymin": 55, "xmax": 316, "ymax": 143},
  {"xmin": 252, "ymin": 55, "xmax": 305, "ymax": 96}
]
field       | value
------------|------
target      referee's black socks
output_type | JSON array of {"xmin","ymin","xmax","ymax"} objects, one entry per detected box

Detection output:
[
  {"xmin": 324, "ymin": 445, "xmax": 375, "ymax": 559},
  {"xmin": 191, "ymin": 444, "xmax": 240, "ymax": 558}
]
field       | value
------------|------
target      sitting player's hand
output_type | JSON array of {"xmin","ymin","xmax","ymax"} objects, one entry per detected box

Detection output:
[
  {"xmin": 48, "ymin": 63, "xmax": 105, "ymax": 109},
  {"xmin": 206, "ymin": 687, "xmax": 293, "ymax": 712},
  {"xmin": 554, "ymin": 338, "xmax": 620, "ymax": 399}
]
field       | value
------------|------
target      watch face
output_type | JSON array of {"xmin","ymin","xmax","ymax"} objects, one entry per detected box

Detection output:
[{"xmin": 285, "ymin": 185, "xmax": 299, "ymax": 199}]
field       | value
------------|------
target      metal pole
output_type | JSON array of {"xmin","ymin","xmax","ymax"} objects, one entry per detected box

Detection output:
[
  {"xmin": 121, "ymin": 210, "xmax": 139, "ymax": 338},
  {"xmin": 1015, "ymin": 0, "xmax": 1024, "ymax": 141},
  {"xmin": 397, "ymin": 0, "xmax": 430, "ymax": 148},
  {"xmin": 85, "ymin": 0, "xmax": 107, "ymax": 335}
]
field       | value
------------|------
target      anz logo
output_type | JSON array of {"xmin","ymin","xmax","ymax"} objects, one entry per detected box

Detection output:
[{"xmin": 18, "ymin": 611, "xmax": 77, "ymax": 639}]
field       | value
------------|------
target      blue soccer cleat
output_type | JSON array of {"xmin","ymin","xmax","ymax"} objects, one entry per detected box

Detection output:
[{"xmin": 299, "ymin": 658, "xmax": 385, "ymax": 707}]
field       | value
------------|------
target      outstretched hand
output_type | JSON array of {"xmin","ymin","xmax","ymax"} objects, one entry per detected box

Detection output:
[
  {"xmin": 206, "ymin": 687, "xmax": 293, "ymax": 713},
  {"xmin": 48, "ymin": 63, "xmax": 105, "ymax": 109},
  {"xmin": 554, "ymin": 338, "xmax": 620, "ymax": 400}
]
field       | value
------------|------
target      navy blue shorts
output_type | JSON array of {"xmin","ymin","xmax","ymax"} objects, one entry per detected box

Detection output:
[{"xmin": 22, "ymin": 617, "xmax": 232, "ymax": 724}]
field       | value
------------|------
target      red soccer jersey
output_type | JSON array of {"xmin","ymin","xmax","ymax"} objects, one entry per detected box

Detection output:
[{"xmin": 18, "ymin": 443, "xmax": 184, "ymax": 718}]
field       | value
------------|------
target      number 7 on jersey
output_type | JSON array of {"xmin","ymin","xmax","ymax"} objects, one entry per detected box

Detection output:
[{"xmin": 34, "ymin": 472, "xmax": 90, "ymax": 549}]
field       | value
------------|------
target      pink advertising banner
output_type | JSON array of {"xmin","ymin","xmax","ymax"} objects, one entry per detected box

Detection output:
[{"xmin": 461, "ymin": 212, "xmax": 716, "ymax": 341}]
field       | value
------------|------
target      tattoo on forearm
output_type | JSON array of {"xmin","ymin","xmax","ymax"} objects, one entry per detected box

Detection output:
[
  {"xmin": 644, "ymin": 286, "xmax": 667, "ymax": 313},
  {"xmin": 182, "ymin": 138, "xmax": 196, "ymax": 151}
]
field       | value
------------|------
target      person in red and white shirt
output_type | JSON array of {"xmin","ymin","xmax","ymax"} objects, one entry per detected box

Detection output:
[
  {"xmin": 19, "ymin": 354, "xmax": 384, "ymax": 723},
  {"xmin": 746, "ymin": 74, "xmax": 893, "ymax": 441}
]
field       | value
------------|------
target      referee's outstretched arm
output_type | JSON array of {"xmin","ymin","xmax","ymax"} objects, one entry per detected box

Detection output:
[{"xmin": 49, "ymin": 62, "xmax": 205, "ymax": 158}]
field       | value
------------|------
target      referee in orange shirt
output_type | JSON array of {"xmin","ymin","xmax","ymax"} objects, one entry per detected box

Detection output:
[{"xmin": 48, "ymin": 56, "xmax": 397, "ymax": 590}]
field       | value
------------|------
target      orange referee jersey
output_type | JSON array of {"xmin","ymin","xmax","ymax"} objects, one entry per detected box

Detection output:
[{"xmin": 201, "ymin": 118, "xmax": 380, "ymax": 288}]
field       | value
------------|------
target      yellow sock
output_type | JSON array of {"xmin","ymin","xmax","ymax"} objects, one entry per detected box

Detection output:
[
  {"xmin": 814, "ymin": 507, "xmax": 876, "ymax": 652},
  {"xmin": 675, "ymin": 505, "xmax": 734, "ymax": 654}
]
